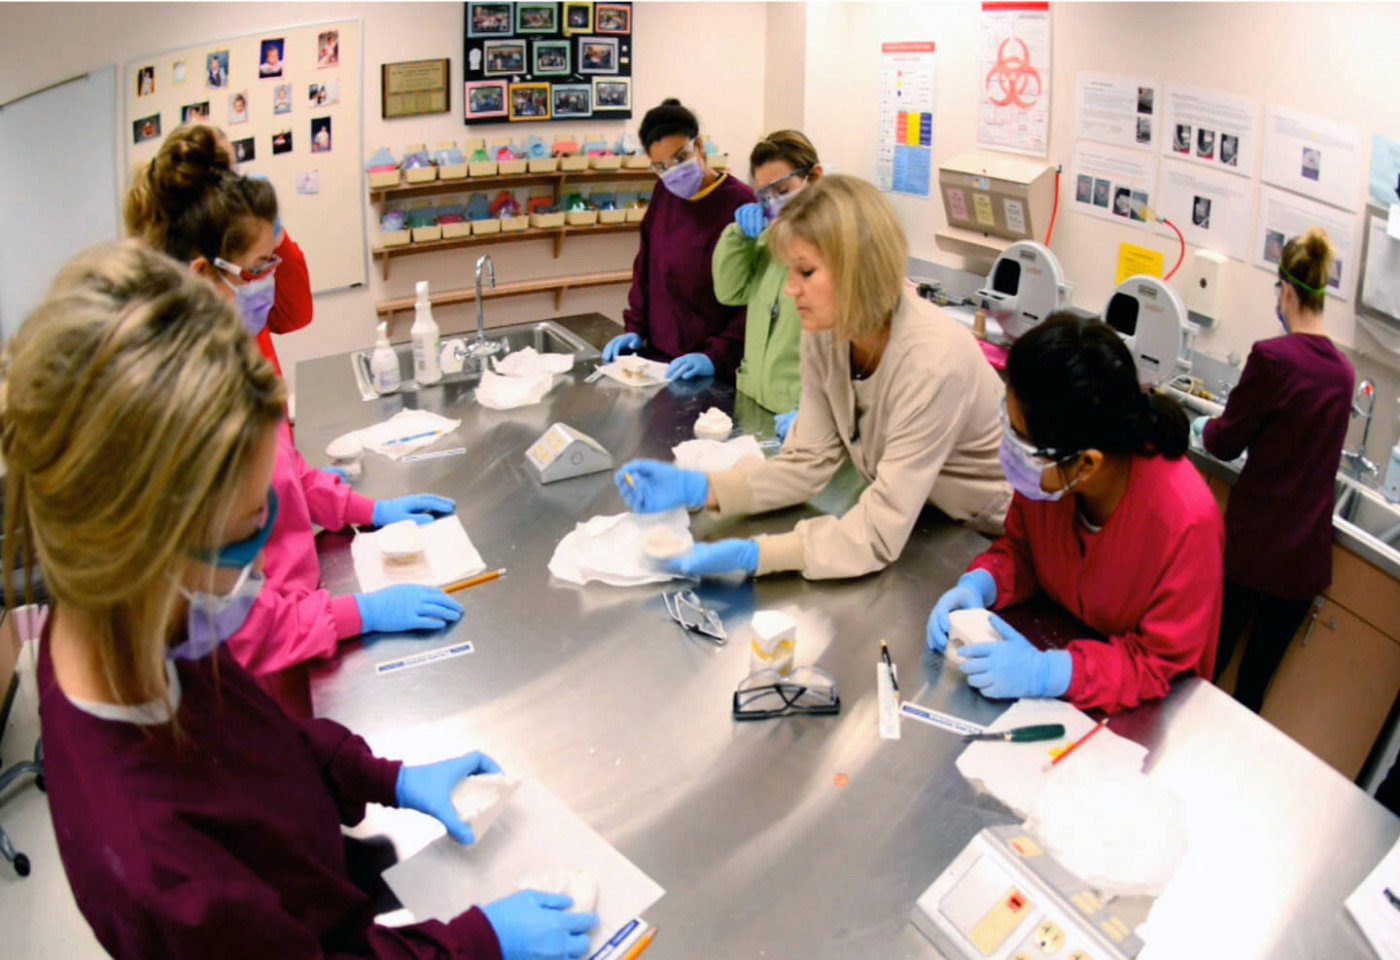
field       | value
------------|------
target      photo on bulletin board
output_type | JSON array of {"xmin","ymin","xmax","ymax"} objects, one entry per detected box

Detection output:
[
  {"xmin": 469, "ymin": 2, "xmax": 515, "ymax": 37},
  {"xmin": 228, "ymin": 91, "xmax": 249, "ymax": 125},
  {"xmin": 466, "ymin": 80, "xmax": 508, "ymax": 119},
  {"xmin": 592, "ymin": 76, "xmax": 630, "ymax": 112},
  {"xmin": 463, "ymin": 1, "xmax": 632, "ymax": 124},
  {"xmin": 509, "ymin": 82, "xmax": 551, "ymax": 121},
  {"xmin": 311, "ymin": 116, "xmax": 332, "ymax": 153},
  {"xmin": 595, "ymin": 4, "xmax": 631, "ymax": 34},
  {"xmin": 516, "ymin": 2, "xmax": 559, "ymax": 34},
  {"xmin": 132, "ymin": 113, "xmax": 162, "ymax": 144},
  {"xmin": 318, "ymin": 29, "xmax": 340, "ymax": 68},
  {"xmin": 172, "ymin": 60, "xmax": 187, "ymax": 86},
  {"xmin": 259, "ymin": 38, "xmax": 286, "ymax": 78},
  {"xmin": 309, "ymin": 82, "xmax": 340, "ymax": 108},
  {"xmin": 272, "ymin": 129, "xmax": 293, "ymax": 155},
  {"xmin": 533, "ymin": 39, "xmax": 571, "ymax": 75},
  {"xmin": 181, "ymin": 100, "xmax": 211, "ymax": 123},
  {"xmin": 273, "ymin": 83, "xmax": 293, "ymax": 114},
  {"xmin": 577, "ymin": 37, "xmax": 618, "ymax": 74},
  {"xmin": 205, "ymin": 50, "xmax": 229, "ymax": 89},
  {"xmin": 233, "ymin": 137, "xmax": 255, "ymax": 163},
  {"xmin": 137, "ymin": 65, "xmax": 154, "ymax": 97},
  {"xmin": 563, "ymin": 2, "xmax": 592, "ymax": 35},
  {"xmin": 552, "ymin": 83, "xmax": 591, "ymax": 118},
  {"xmin": 483, "ymin": 39, "xmax": 527, "ymax": 76}
]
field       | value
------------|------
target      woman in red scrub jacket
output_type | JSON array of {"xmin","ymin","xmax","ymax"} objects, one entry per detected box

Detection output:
[{"xmin": 927, "ymin": 315, "xmax": 1225, "ymax": 715}]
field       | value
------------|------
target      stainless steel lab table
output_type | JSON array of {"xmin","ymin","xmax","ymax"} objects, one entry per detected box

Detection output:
[{"xmin": 296, "ymin": 314, "xmax": 1398, "ymax": 960}]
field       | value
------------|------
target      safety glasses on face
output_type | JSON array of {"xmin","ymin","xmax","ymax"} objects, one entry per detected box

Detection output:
[
  {"xmin": 189, "ymin": 489, "xmax": 279, "ymax": 570},
  {"xmin": 732, "ymin": 666, "xmax": 841, "ymax": 720},
  {"xmin": 649, "ymin": 138, "xmax": 698, "ymax": 176},
  {"xmin": 998, "ymin": 398, "xmax": 1077, "ymax": 464},
  {"xmin": 214, "ymin": 253, "xmax": 281, "ymax": 285},
  {"xmin": 755, "ymin": 168, "xmax": 811, "ymax": 207}
]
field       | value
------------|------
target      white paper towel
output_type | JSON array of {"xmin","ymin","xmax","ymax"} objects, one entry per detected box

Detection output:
[
  {"xmin": 476, "ymin": 369, "xmax": 558, "ymax": 410},
  {"xmin": 357, "ymin": 409, "xmax": 463, "ymax": 460},
  {"xmin": 491, "ymin": 346, "xmax": 574, "ymax": 377},
  {"xmin": 593, "ymin": 357, "xmax": 671, "ymax": 387},
  {"xmin": 549, "ymin": 509, "xmax": 693, "ymax": 586},
  {"xmin": 351, "ymin": 515, "xmax": 486, "ymax": 592},
  {"xmin": 671, "ymin": 435, "xmax": 765, "ymax": 473}
]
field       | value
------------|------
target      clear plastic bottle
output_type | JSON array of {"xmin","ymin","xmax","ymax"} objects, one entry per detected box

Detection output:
[
  {"xmin": 371, "ymin": 321, "xmax": 401, "ymax": 394},
  {"xmin": 411, "ymin": 280, "xmax": 442, "ymax": 385}
]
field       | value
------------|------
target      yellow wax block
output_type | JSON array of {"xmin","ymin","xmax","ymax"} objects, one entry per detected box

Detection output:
[
  {"xmin": 1115, "ymin": 243, "xmax": 1165, "ymax": 284},
  {"xmin": 973, "ymin": 193, "xmax": 996, "ymax": 227}
]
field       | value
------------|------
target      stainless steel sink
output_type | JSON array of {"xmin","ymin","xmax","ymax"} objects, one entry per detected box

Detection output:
[
  {"xmin": 351, "ymin": 320, "xmax": 600, "ymax": 399},
  {"xmin": 1335, "ymin": 475, "xmax": 1400, "ymax": 549}
]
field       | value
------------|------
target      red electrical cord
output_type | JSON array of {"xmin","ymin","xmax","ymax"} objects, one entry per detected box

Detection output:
[
  {"xmin": 1043, "ymin": 166, "xmax": 1061, "ymax": 246},
  {"xmin": 1162, "ymin": 218, "xmax": 1185, "ymax": 280}
]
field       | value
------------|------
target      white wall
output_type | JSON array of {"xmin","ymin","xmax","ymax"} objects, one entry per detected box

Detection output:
[
  {"xmin": 0, "ymin": 1, "xmax": 769, "ymax": 396},
  {"xmin": 801, "ymin": 0, "xmax": 1400, "ymax": 461}
]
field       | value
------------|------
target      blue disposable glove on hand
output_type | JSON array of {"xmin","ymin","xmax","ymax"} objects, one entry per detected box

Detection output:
[
  {"xmin": 601, "ymin": 332, "xmax": 642, "ymax": 363},
  {"xmin": 1191, "ymin": 415, "xmax": 1209, "ymax": 442},
  {"xmin": 734, "ymin": 202, "xmax": 766, "ymax": 240},
  {"xmin": 661, "ymin": 539, "xmax": 760, "ymax": 578},
  {"xmin": 373, "ymin": 494, "xmax": 455, "ymax": 527},
  {"xmin": 614, "ymin": 460, "xmax": 708, "ymax": 513},
  {"xmin": 665, "ymin": 352, "xmax": 716, "ymax": 380},
  {"xmin": 319, "ymin": 466, "xmax": 348, "ymax": 483},
  {"xmin": 355, "ymin": 584, "xmax": 464, "ymax": 633},
  {"xmin": 774, "ymin": 410, "xmax": 797, "ymax": 445},
  {"xmin": 482, "ymin": 890, "xmax": 600, "ymax": 960},
  {"xmin": 395, "ymin": 752, "xmax": 503, "ymax": 844},
  {"xmin": 958, "ymin": 614, "xmax": 1073, "ymax": 700},
  {"xmin": 926, "ymin": 569, "xmax": 997, "ymax": 651}
]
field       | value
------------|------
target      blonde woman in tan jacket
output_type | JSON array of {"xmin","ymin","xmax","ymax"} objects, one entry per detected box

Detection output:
[{"xmin": 615, "ymin": 175, "xmax": 1011, "ymax": 580}]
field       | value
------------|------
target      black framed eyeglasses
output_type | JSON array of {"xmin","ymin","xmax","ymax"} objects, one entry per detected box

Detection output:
[{"xmin": 733, "ymin": 666, "xmax": 841, "ymax": 720}]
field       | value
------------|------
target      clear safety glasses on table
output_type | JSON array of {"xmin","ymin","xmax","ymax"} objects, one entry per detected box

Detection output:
[
  {"xmin": 662, "ymin": 589, "xmax": 726, "ymax": 644},
  {"xmin": 732, "ymin": 666, "xmax": 841, "ymax": 721}
]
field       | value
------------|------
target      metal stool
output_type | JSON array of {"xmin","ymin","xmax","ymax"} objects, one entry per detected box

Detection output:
[{"xmin": 0, "ymin": 730, "xmax": 43, "ymax": 877}]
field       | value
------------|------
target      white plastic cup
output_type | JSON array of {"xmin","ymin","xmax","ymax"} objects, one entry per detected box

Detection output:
[{"xmin": 748, "ymin": 609, "xmax": 798, "ymax": 676}]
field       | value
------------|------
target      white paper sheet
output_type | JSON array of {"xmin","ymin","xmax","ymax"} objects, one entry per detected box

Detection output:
[
  {"xmin": 383, "ymin": 780, "xmax": 665, "ymax": 956},
  {"xmin": 1159, "ymin": 84, "xmax": 1258, "ymax": 177},
  {"xmin": 1370, "ymin": 135, "xmax": 1400, "ymax": 208},
  {"xmin": 548, "ymin": 509, "xmax": 692, "ymax": 587},
  {"xmin": 1260, "ymin": 104, "xmax": 1362, "ymax": 212},
  {"xmin": 977, "ymin": 1, "xmax": 1052, "ymax": 158},
  {"xmin": 491, "ymin": 346, "xmax": 574, "ymax": 377},
  {"xmin": 1074, "ymin": 72, "xmax": 1158, "ymax": 153},
  {"xmin": 1345, "ymin": 836, "xmax": 1400, "ymax": 959},
  {"xmin": 670, "ymin": 436, "xmax": 764, "ymax": 473},
  {"xmin": 351, "ymin": 515, "xmax": 486, "ymax": 592},
  {"xmin": 1154, "ymin": 159, "xmax": 1254, "ymax": 262},
  {"xmin": 954, "ymin": 699, "xmax": 1148, "ymax": 817},
  {"xmin": 357, "ymin": 409, "xmax": 463, "ymax": 460},
  {"xmin": 476, "ymin": 369, "xmax": 558, "ymax": 410},
  {"xmin": 1069, "ymin": 140, "xmax": 1159, "ymax": 229},
  {"xmin": 1362, "ymin": 212, "xmax": 1400, "ymax": 322},
  {"xmin": 1253, "ymin": 185, "xmax": 1358, "ymax": 303},
  {"xmin": 593, "ymin": 358, "xmax": 671, "ymax": 388}
]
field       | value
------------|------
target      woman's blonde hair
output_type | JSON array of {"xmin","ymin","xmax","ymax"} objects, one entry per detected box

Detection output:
[
  {"xmin": 123, "ymin": 123, "xmax": 277, "ymax": 266},
  {"xmin": 0, "ymin": 241, "xmax": 285, "ymax": 706},
  {"xmin": 1279, "ymin": 226, "xmax": 1335, "ymax": 313},
  {"xmin": 767, "ymin": 174, "xmax": 907, "ymax": 340}
]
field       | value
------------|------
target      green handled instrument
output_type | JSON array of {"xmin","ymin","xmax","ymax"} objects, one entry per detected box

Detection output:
[{"xmin": 962, "ymin": 723, "xmax": 1066, "ymax": 743}]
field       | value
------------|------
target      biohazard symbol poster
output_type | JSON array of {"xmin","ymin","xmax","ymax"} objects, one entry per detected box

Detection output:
[{"xmin": 977, "ymin": 1, "xmax": 1051, "ymax": 158}]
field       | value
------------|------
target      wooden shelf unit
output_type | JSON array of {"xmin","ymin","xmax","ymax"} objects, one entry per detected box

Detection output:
[
  {"xmin": 376, "ymin": 269, "xmax": 633, "ymax": 322},
  {"xmin": 368, "ymin": 168, "xmax": 657, "ymax": 205},
  {"xmin": 372, "ymin": 221, "xmax": 640, "ymax": 280}
]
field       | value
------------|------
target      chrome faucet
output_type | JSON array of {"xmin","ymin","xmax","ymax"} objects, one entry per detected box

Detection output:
[
  {"xmin": 465, "ymin": 254, "xmax": 504, "ymax": 360},
  {"xmin": 1342, "ymin": 379, "xmax": 1380, "ymax": 483}
]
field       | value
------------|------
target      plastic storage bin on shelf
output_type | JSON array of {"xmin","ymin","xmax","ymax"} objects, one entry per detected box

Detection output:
[
  {"xmin": 379, "ymin": 210, "xmax": 411, "ymax": 247},
  {"xmin": 436, "ymin": 141, "xmax": 467, "ymax": 180},
  {"xmin": 531, "ymin": 209, "xmax": 566, "ymax": 229},
  {"xmin": 614, "ymin": 134, "xmax": 652, "ymax": 170},
  {"xmin": 407, "ymin": 208, "xmax": 441, "ymax": 243},
  {"xmin": 556, "ymin": 136, "xmax": 588, "ymax": 172},
  {"xmin": 495, "ymin": 140, "xmax": 528, "ymax": 175},
  {"xmin": 585, "ymin": 139, "xmax": 620, "ymax": 171},
  {"xmin": 403, "ymin": 144, "xmax": 437, "ymax": 184},
  {"xmin": 594, "ymin": 191, "xmax": 625, "ymax": 225},
  {"xmin": 439, "ymin": 204, "xmax": 471, "ymax": 240},
  {"xmin": 563, "ymin": 193, "xmax": 597, "ymax": 227},
  {"xmin": 367, "ymin": 147, "xmax": 402, "ymax": 189}
]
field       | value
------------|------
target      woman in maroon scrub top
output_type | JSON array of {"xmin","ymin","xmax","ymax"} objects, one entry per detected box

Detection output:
[
  {"xmin": 1198, "ymin": 228, "xmax": 1355, "ymax": 713},
  {"xmin": 7, "ymin": 243, "xmax": 596, "ymax": 960}
]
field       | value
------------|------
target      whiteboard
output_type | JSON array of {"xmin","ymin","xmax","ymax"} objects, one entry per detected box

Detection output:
[
  {"xmin": 123, "ymin": 19, "xmax": 366, "ymax": 292},
  {"xmin": 0, "ymin": 68, "xmax": 120, "ymax": 340}
]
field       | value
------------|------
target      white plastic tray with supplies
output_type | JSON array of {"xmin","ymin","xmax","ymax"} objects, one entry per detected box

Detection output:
[{"xmin": 593, "ymin": 356, "xmax": 671, "ymax": 387}]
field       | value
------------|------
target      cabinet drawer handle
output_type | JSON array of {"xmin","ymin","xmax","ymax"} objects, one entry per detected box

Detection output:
[{"xmin": 1300, "ymin": 597, "xmax": 1325, "ymax": 647}]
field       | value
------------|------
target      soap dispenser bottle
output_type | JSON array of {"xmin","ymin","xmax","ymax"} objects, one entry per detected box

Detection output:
[
  {"xmin": 371, "ymin": 321, "xmax": 401, "ymax": 394},
  {"xmin": 411, "ymin": 281, "xmax": 442, "ymax": 385}
]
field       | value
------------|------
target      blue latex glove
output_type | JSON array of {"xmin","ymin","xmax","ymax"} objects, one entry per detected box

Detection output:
[
  {"xmin": 734, "ymin": 202, "xmax": 766, "ymax": 239},
  {"xmin": 319, "ymin": 466, "xmax": 348, "ymax": 483},
  {"xmin": 355, "ymin": 584, "xmax": 464, "ymax": 633},
  {"xmin": 665, "ymin": 352, "xmax": 715, "ymax": 381},
  {"xmin": 661, "ymin": 539, "xmax": 759, "ymax": 578},
  {"xmin": 482, "ymin": 891, "xmax": 600, "ymax": 960},
  {"xmin": 959, "ymin": 614, "xmax": 1073, "ymax": 700},
  {"xmin": 1191, "ymin": 415, "xmax": 1209, "ymax": 442},
  {"xmin": 614, "ymin": 460, "xmax": 708, "ymax": 513},
  {"xmin": 774, "ymin": 410, "xmax": 798, "ymax": 444},
  {"xmin": 601, "ymin": 332, "xmax": 642, "ymax": 363},
  {"xmin": 395, "ymin": 752, "xmax": 502, "ymax": 844},
  {"xmin": 926, "ymin": 569, "xmax": 997, "ymax": 651},
  {"xmin": 373, "ymin": 494, "xmax": 456, "ymax": 527}
]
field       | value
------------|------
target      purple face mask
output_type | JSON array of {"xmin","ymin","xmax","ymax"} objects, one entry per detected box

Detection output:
[
  {"xmin": 999, "ymin": 435, "xmax": 1064, "ymax": 502},
  {"xmin": 660, "ymin": 157, "xmax": 705, "ymax": 199}
]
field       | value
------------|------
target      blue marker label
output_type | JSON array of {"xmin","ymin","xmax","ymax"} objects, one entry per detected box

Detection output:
[
  {"xmin": 900, "ymin": 702, "xmax": 986, "ymax": 736},
  {"xmin": 375, "ymin": 641, "xmax": 474, "ymax": 676},
  {"xmin": 587, "ymin": 918, "xmax": 644, "ymax": 960}
]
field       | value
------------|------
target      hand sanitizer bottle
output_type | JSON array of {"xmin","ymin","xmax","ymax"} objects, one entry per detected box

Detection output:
[
  {"xmin": 411, "ymin": 281, "xmax": 442, "ymax": 385},
  {"xmin": 371, "ymin": 321, "xmax": 401, "ymax": 394}
]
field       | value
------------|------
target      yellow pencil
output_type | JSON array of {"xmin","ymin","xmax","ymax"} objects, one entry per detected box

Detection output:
[
  {"xmin": 618, "ymin": 928, "xmax": 656, "ymax": 960},
  {"xmin": 442, "ymin": 568, "xmax": 506, "ymax": 594},
  {"xmin": 625, "ymin": 472, "xmax": 635, "ymax": 487}
]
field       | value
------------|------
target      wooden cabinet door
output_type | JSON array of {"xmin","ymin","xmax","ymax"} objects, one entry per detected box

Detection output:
[{"xmin": 1261, "ymin": 598, "xmax": 1400, "ymax": 780}]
